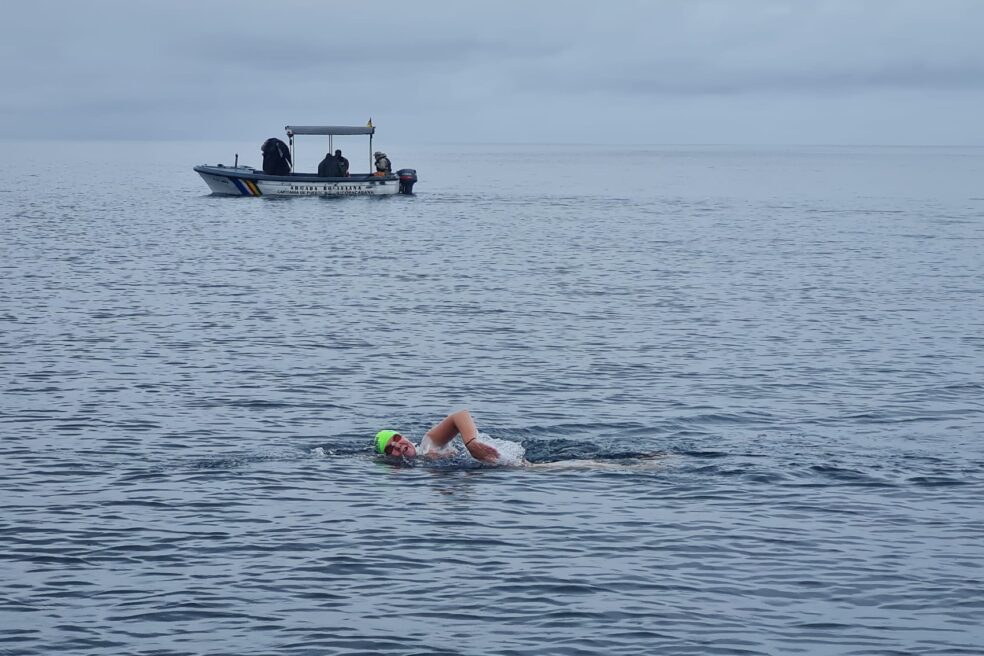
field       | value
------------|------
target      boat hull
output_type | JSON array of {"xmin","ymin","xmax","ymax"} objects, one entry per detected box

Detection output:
[{"xmin": 194, "ymin": 165, "xmax": 401, "ymax": 197}]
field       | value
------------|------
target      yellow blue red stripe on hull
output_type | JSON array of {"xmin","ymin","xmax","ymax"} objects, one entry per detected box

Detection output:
[{"xmin": 231, "ymin": 178, "xmax": 261, "ymax": 196}]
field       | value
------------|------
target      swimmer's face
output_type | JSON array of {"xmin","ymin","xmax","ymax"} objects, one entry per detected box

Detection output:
[{"xmin": 384, "ymin": 434, "xmax": 416, "ymax": 459}]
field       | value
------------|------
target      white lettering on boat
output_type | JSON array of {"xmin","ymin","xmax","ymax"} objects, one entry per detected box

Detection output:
[{"xmin": 279, "ymin": 184, "xmax": 375, "ymax": 196}]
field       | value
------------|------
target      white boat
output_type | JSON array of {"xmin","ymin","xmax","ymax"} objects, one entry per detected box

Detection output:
[{"xmin": 194, "ymin": 124, "xmax": 417, "ymax": 197}]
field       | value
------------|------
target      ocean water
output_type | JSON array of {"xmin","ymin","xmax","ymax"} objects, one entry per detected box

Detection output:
[{"xmin": 1, "ymin": 140, "xmax": 983, "ymax": 655}]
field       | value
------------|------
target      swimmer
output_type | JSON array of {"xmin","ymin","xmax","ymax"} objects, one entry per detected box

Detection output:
[{"xmin": 375, "ymin": 409, "xmax": 500, "ymax": 464}]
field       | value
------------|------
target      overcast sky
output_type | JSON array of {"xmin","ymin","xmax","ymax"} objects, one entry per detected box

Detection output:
[{"xmin": 1, "ymin": 0, "xmax": 982, "ymax": 144}]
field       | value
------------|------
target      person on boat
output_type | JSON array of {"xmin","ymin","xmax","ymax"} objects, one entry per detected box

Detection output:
[
  {"xmin": 261, "ymin": 138, "xmax": 292, "ymax": 175},
  {"xmin": 375, "ymin": 409, "xmax": 500, "ymax": 463},
  {"xmin": 335, "ymin": 149, "xmax": 350, "ymax": 176},
  {"xmin": 317, "ymin": 151, "xmax": 343, "ymax": 177},
  {"xmin": 374, "ymin": 151, "xmax": 392, "ymax": 176}
]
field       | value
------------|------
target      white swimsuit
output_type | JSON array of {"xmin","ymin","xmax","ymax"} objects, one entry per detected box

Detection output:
[{"xmin": 418, "ymin": 433, "xmax": 458, "ymax": 458}]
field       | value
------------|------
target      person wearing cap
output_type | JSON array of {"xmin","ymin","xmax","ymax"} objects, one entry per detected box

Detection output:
[
  {"xmin": 374, "ymin": 409, "xmax": 500, "ymax": 463},
  {"xmin": 374, "ymin": 151, "xmax": 392, "ymax": 176}
]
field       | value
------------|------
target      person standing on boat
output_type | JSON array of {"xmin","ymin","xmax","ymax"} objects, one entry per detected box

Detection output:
[
  {"xmin": 335, "ymin": 150, "xmax": 349, "ymax": 177},
  {"xmin": 318, "ymin": 151, "xmax": 342, "ymax": 177},
  {"xmin": 261, "ymin": 138, "xmax": 291, "ymax": 175},
  {"xmin": 374, "ymin": 151, "xmax": 392, "ymax": 176}
]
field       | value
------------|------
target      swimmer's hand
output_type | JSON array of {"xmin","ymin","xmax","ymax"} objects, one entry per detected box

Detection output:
[{"xmin": 465, "ymin": 439, "xmax": 499, "ymax": 464}]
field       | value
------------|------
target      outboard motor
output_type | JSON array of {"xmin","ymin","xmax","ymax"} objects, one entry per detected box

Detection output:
[{"xmin": 397, "ymin": 168, "xmax": 418, "ymax": 194}]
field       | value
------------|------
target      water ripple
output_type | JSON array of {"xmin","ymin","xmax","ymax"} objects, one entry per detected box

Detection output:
[{"xmin": 1, "ymin": 143, "xmax": 983, "ymax": 654}]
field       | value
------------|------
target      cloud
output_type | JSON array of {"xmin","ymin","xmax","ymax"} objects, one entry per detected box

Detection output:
[
  {"xmin": 506, "ymin": 1, "xmax": 984, "ymax": 96},
  {"xmin": 1, "ymin": 0, "xmax": 982, "ymax": 143}
]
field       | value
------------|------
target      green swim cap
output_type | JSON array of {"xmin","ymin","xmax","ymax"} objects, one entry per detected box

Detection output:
[{"xmin": 375, "ymin": 430, "xmax": 399, "ymax": 454}]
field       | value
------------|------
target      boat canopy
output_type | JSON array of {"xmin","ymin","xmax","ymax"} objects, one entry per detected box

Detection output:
[{"xmin": 285, "ymin": 125, "xmax": 375, "ymax": 136}]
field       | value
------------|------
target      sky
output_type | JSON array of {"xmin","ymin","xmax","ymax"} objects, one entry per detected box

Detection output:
[{"xmin": 1, "ymin": 0, "xmax": 982, "ymax": 145}]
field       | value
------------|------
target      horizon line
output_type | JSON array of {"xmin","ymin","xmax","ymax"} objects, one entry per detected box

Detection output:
[{"xmin": 1, "ymin": 137, "xmax": 982, "ymax": 148}]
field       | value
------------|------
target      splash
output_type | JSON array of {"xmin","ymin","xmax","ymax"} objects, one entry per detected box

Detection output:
[{"xmin": 480, "ymin": 433, "xmax": 526, "ymax": 467}]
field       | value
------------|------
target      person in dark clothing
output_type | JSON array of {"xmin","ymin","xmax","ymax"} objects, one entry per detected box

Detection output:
[
  {"xmin": 335, "ymin": 149, "xmax": 349, "ymax": 176},
  {"xmin": 261, "ymin": 138, "xmax": 291, "ymax": 175},
  {"xmin": 317, "ymin": 152, "xmax": 342, "ymax": 177}
]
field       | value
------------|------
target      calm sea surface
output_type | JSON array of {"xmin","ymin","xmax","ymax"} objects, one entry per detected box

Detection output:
[{"xmin": 1, "ymin": 141, "xmax": 983, "ymax": 655}]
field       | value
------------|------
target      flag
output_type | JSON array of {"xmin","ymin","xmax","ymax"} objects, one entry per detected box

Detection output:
[{"xmin": 367, "ymin": 118, "xmax": 373, "ymax": 129}]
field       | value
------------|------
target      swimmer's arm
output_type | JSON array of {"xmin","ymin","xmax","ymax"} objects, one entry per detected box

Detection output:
[
  {"xmin": 426, "ymin": 409, "xmax": 499, "ymax": 463},
  {"xmin": 465, "ymin": 439, "xmax": 499, "ymax": 463},
  {"xmin": 424, "ymin": 410, "xmax": 477, "ymax": 448}
]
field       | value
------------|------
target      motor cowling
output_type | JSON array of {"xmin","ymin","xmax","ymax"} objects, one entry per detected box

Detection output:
[{"xmin": 397, "ymin": 168, "xmax": 417, "ymax": 194}]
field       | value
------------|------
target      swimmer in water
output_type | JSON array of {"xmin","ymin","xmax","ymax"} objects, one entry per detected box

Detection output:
[{"xmin": 375, "ymin": 409, "xmax": 500, "ymax": 464}]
